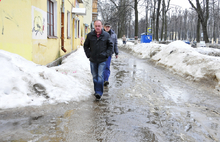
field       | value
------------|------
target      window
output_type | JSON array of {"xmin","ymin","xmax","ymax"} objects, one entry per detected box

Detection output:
[
  {"xmin": 47, "ymin": 0, "xmax": 57, "ymax": 37},
  {"xmin": 74, "ymin": 19, "xmax": 80, "ymax": 39},
  {"xmin": 67, "ymin": 11, "xmax": 70, "ymax": 38},
  {"xmin": 75, "ymin": 0, "xmax": 79, "ymax": 8},
  {"xmin": 78, "ymin": 20, "xmax": 80, "ymax": 38},
  {"xmin": 75, "ymin": 20, "xmax": 77, "ymax": 38}
]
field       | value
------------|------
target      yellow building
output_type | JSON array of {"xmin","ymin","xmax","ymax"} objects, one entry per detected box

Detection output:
[
  {"xmin": 92, "ymin": 0, "xmax": 98, "ymax": 21},
  {"xmin": 0, "ymin": 0, "xmax": 95, "ymax": 65}
]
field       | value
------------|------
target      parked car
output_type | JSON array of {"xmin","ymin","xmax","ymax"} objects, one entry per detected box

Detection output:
[
  {"xmin": 199, "ymin": 41, "xmax": 206, "ymax": 47},
  {"xmin": 128, "ymin": 38, "xmax": 135, "ymax": 41},
  {"xmin": 183, "ymin": 40, "xmax": 190, "ymax": 44},
  {"xmin": 127, "ymin": 38, "xmax": 135, "ymax": 42}
]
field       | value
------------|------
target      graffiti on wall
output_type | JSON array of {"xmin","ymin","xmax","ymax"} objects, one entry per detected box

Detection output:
[{"xmin": 32, "ymin": 6, "xmax": 47, "ymax": 39}]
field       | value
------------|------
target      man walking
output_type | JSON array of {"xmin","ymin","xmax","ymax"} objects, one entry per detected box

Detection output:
[
  {"xmin": 103, "ymin": 22, "xmax": 119, "ymax": 86},
  {"xmin": 83, "ymin": 20, "xmax": 113, "ymax": 100}
]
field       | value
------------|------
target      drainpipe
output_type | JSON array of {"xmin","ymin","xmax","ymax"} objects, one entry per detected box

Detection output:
[
  {"xmin": 71, "ymin": 7, "xmax": 73, "ymax": 51},
  {"xmin": 61, "ymin": 0, "xmax": 67, "ymax": 52}
]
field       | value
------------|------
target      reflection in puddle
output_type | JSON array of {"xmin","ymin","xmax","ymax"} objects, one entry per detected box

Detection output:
[{"xmin": 162, "ymin": 84, "xmax": 190, "ymax": 103}]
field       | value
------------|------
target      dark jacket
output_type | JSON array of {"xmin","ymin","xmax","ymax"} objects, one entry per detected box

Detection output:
[
  {"xmin": 84, "ymin": 29, "xmax": 113, "ymax": 63},
  {"xmin": 105, "ymin": 29, "xmax": 119, "ymax": 55}
]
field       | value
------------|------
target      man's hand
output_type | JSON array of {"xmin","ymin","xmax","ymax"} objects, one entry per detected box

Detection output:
[{"xmin": 115, "ymin": 55, "xmax": 118, "ymax": 59}]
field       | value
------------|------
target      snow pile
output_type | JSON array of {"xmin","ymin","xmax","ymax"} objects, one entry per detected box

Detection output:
[
  {"xmin": 195, "ymin": 47, "xmax": 220, "ymax": 57},
  {"xmin": 119, "ymin": 40, "xmax": 220, "ymax": 88},
  {"xmin": 0, "ymin": 47, "xmax": 93, "ymax": 109},
  {"xmin": 1, "ymin": 39, "xmax": 220, "ymax": 109}
]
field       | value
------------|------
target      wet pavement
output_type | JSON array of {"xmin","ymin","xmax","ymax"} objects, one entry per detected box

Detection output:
[{"xmin": 0, "ymin": 49, "xmax": 220, "ymax": 142}]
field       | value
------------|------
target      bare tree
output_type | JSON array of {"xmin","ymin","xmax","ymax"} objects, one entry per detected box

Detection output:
[
  {"xmin": 188, "ymin": 0, "xmax": 209, "ymax": 43},
  {"xmin": 134, "ymin": 0, "xmax": 139, "ymax": 40},
  {"xmin": 182, "ymin": 10, "xmax": 188, "ymax": 40},
  {"xmin": 196, "ymin": 13, "xmax": 201, "ymax": 42},
  {"xmin": 98, "ymin": 0, "xmax": 220, "ymax": 43},
  {"xmin": 101, "ymin": 0, "xmax": 133, "ymax": 38},
  {"xmin": 99, "ymin": 2, "xmax": 115, "ymax": 22},
  {"xmin": 160, "ymin": 0, "xmax": 171, "ymax": 41},
  {"xmin": 211, "ymin": 0, "xmax": 217, "ymax": 42},
  {"xmin": 155, "ymin": 0, "xmax": 161, "ymax": 41},
  {"xmin": 145, "ymin": 0, "xmax": 151, "ymax": 32},
  {"xmin": 160, "ymin": 0, "xmax": 165, "ymax": 40},
  {"xmin": 151, "ymin": 0, "xmax": 157, "ymax": 40}
]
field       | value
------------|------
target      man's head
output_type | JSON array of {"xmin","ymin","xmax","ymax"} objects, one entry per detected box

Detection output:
[
  {"xmin": 94, "ymin": 20, "xmax": 103, "ymax": 34},
  {"xmin": 104, "ymin": 22, "xmax": 111, "ymax": 32}
]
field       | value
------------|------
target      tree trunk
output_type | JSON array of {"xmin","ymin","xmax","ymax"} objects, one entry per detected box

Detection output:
[
  {"xmin": 164, "ymin": 15, "xmax": 168, "ymax": 41},
  {"xmin": 164, "ymin": 0, "xmax": 170, "ymax": 41},
  {"xmin": 212, "ymin": 1, "xmax": 216, "ymax": 42},
  {"xmin": 160, "ymin": 0, "xmax": 165, "ymax": 41},
  {"xmin": 155, "ymin": 0, "xmax": 161, "ymax": 41},
  {"xmin": 145, "ymin": 3, "xmax": 149, "ymax": 32},
  {"xmin": 134, "ymin": 0, "xmax": 138, "ymax": 40},
  {"xmin": 152, "ymin": 0, "xmax": 157, "ymax": 40},
  {"xmin": 188, "ymin": 0, "xmax": 209, "ymax": 43},
  {"xmin": 196, "ymin": 17, "xmax": 200, "ymax": 42}
]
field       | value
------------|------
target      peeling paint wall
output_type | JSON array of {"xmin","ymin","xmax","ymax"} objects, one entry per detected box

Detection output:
[
  {"xmin": 0, "ymin": 0, "xmax": 32, "ymax": 60},
  {"xmin": 0, "ymin": 0, "xmax": 88, "ymax": 65},
  {"xmin": 31, "ymin": 0, "xmax": 60, "ymax": 65}
]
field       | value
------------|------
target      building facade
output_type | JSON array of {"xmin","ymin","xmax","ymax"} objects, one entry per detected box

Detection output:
[
  {"xmin": 0, "ymin": 0, "xmax": 97, "ymax": 65},
  {"xmin": 92, "ymin": 0, "xmax": 98, "ymax": 21}
]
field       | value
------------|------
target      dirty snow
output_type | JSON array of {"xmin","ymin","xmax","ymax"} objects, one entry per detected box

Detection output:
[
  {"xmin": 119, "ymin": 40, "xmax": 220, "ymax": 89},
  {"xmin": 0, "ymin": 47, "xmax": 92, "ymax": 109},
  {"xmin": 1, "ymin": 40, "xmax": 220, "ymax": 109}
]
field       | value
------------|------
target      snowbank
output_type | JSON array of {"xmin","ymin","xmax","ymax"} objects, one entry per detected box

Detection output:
[
  {"xmin": 0, "ymin": 47, "xmax": 93, "ymax": 109},
  {"xmin": 1, "ymin": 39, "xmax": 220, "ymax": 109},
  {"xmin": 119, "ymin": 40, "xmax": 220, "ymax": 90}
]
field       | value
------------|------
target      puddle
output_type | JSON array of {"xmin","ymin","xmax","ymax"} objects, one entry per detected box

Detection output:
[{"xmin": 0, "ymin": 50, "xmax": 220, "ymax": 141}]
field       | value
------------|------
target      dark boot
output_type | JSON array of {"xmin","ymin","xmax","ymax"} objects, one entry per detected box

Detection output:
[
  {"xmin": 95, "ymin": 93, "xmax": 101, "ymax": 100},
  {"xmin": 104, "ymin": 81, "xmax": 109, "ymax": 86}
]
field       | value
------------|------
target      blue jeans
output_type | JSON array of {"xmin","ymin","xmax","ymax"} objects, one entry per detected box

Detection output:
[
  {"xmin": 90, "ymin": 61, "xmax": 106, "ymax": 96},
  {"xmin": 104, "ymin": 56, "xmax": 111, "ymax": 82}
]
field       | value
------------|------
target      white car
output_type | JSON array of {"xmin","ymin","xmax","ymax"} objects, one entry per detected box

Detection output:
[{"xmin": 199, "ymin": 41, "xmax": 206, "ymax": 47}]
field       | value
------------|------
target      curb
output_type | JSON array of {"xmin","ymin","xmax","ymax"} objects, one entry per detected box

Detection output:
[{"xmin": 46, "ymin": 50, "xmax": 77, "ymax": 67}]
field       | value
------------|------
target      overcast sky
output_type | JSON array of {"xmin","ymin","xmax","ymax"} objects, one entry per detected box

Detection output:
[
  {"xmin": 170, "ymin": 0, "xmax": 191, "ymax": 9},
  {"xmin": 138, "ymin": 0, "xmax": 192, "ymax": 20}
]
